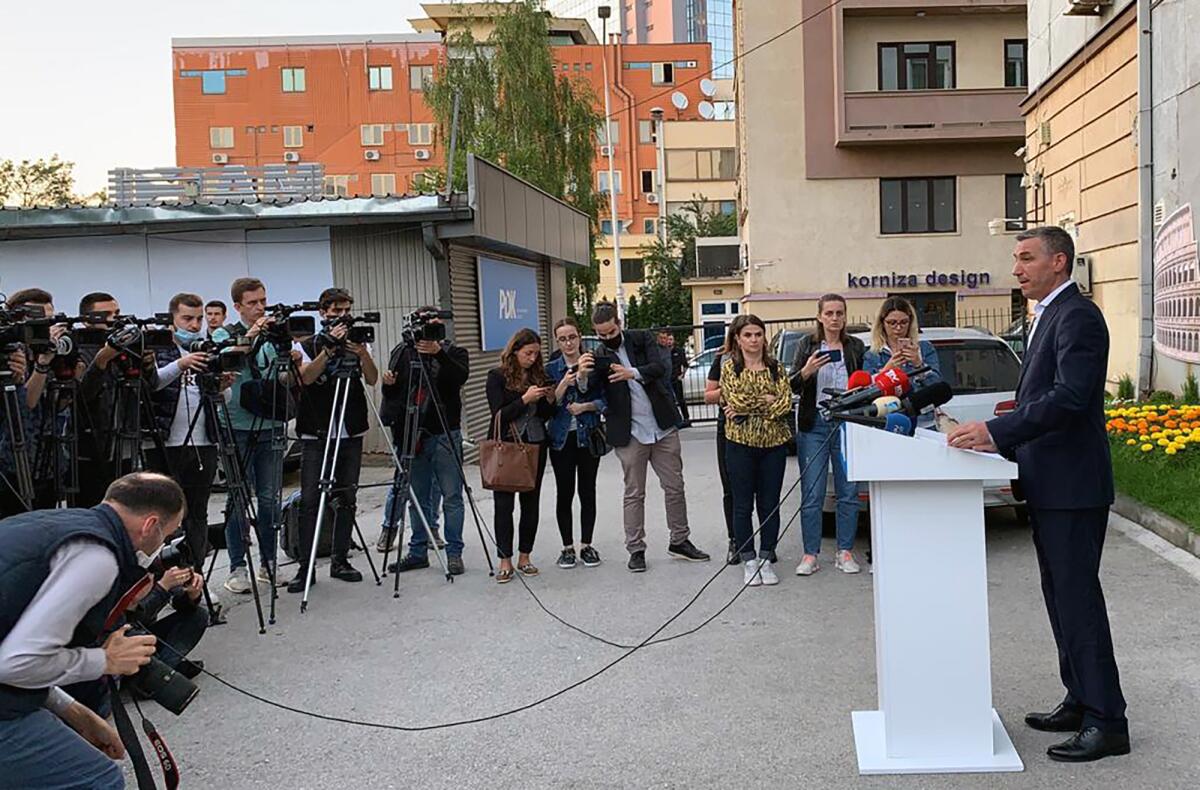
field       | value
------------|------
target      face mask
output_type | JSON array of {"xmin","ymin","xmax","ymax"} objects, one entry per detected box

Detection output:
[
  {"xmin": 174, "ymin": 327, "xmax": 203, "ymax": 346},
  {"xmin": 602, "ymin": 334, "xmax": 623, "ymax": 350}
]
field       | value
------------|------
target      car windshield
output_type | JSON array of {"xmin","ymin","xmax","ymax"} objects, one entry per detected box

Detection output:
[
  {"xmin": 776, "ymin": 332, "xmax": 803, "ymax": 370},
  {"xmin": 931, "ymin": 341, "xmax": 1021, "ymax": 395},
  {"xmin": 692, "ymin": 348, "xmax": 717, "ymax": 368}
]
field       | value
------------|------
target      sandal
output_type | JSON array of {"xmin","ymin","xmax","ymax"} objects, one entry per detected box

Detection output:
[
  {"xmin": 496, "ymin": 567, "xmax": 514, "ymax": 584},
  {"xmin": 518, "ymin": 562, "xmax": 539, "ymax": 577}
]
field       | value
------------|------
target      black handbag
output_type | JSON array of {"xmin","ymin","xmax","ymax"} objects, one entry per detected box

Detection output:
[{"xmin": 586, "ymin": 421, "xmax": 610, "ymax": 458}]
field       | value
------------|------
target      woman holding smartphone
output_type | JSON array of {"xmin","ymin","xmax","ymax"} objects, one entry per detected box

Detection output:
[
  {"xmin": 789, "ymin": 293, "xmax": 866, "ymax": 576},
  {"xmin": 864, "ymin": 297, "xmax": 942, "ymax": 425},
  {"xmin": 486, "ymin": 328, "xmax": 556, "ymax": 583},
  {"xmin": 546, "ymin": 318, "xmax": 607, "ymax": 569}
]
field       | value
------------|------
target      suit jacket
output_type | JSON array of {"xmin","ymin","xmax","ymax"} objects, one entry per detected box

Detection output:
[
  {"xmin": 594, "ymin": 330, "xmax": 680, "ymax": 447},
  {"xmin": 987, "ymin": 283, "xmax": 1114, "ymax": 509}
]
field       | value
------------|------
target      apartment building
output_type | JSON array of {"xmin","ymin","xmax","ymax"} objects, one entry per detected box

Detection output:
[{"xmin": 736, "ymin": 0, "xmax": 1030, "ymax": 332}]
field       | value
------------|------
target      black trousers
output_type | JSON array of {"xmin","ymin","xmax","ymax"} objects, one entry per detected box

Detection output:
[
  {"xmin": 672, "ymin": 379, "xmax": 691, "ymax": 422},
  {"xmin": 299, "ymin": 436, "xmax": 363, "ymax": 567},
  {"xmin": 1029, "ymin": 506, "xmax": 1128, "ymax": 734},
  {"xmin": 715, "ymin": 422, "xmax": 735, "ymax": 542},
  {"xmin": 548, "ymin": 433, "xmax": 601, "ymax": 546},
  {"xmin": 147, "ymin": 445, "xmax": 219, "ymax": 572},
  {"xmin": 493, "ymin": 444, "xmax": 548, "ymax": 559}
]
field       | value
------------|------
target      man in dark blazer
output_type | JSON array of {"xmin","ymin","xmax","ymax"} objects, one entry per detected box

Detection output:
[
  {"xmin": 950, "ymin": 226, "xmax": 1129, "ymax": 763},
  {"xmin": 580, "ymin": 302, "xmax": 709, "ymax": 572}
]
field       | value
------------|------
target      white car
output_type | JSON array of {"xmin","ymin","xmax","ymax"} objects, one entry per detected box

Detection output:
[{"xmin": 682, "ymin": 347, "xmax": 720, "ymax": 403}]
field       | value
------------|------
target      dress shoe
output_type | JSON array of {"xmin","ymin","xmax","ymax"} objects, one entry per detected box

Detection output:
[
  {"xmin": 286, "ymin": 566, "xmax": 316, "ymax": 594},
  {"xmin": 1025, "ymin": 703, "xmax": 1084, "ymax": 732},
  {"xmin": 1047, "ymin": 727, "xmax": 1130, "ymax": 762},
  {"xmin": 330, "ymin": 556, "xmax": 363, "ymax": 582}
]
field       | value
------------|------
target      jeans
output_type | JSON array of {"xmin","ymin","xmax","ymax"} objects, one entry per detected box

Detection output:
[
  {"xmin": 147, "ymin": 445, "xmax": 218, "ymax": 572},
  {"xmin": 382, "ymin": 473, "xmax": 441, "ymax": 532},
  {"xmin": 298, "ymin": 437, "xmax": 363, "ymax": 566},
  {"xmin": 0, "ymin": 709, "xmax": 124, "ymax": 789},
  {"xmin": 146, "ymin": 606, "xmax": 210, "ymax": 670},
  {"xmin": 548, "ymin": 432, "xmax": 601, "ymax": 546},
  {"xmin": 725, "ymin": 440, "xmax": 788, "ymax": 561},
  {"xmin": 406, "ymin": 431, "xmax": 465, "ymax": 559},
  {"xmin": 494, "ymin": 445, "xmax": 547, "ymax": 558},
  {"xmin": 225, "ymin": 428, "xmax": 282, "ymax": 572},
  {"xmin": 798, "ymin": 415, "xmax": 860, "ymax": 556}
]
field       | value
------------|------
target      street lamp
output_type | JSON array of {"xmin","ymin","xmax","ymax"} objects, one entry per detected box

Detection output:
[{"xmin": 598, "ymin": 5, "xmax": 626, "ymax": 321}]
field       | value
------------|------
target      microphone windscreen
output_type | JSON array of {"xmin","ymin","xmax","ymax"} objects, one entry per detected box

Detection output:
[
  {"xmin": 872, "ymin": 396, "xmax": 901, "ymax": 416},
  {"xmin": 884, "ymin": 412, "xmax": 914, "ymax": 436},
  {"xmin": 847, "ymin": 370, "xmax": 872, "ymax": 390},
  {"xmin": 872, "ymin": 367, "xmax": 911, "ymax": 398},
  {"xmin": 906, "ymin": 381, "xmax": 954, "ymax": 413}
]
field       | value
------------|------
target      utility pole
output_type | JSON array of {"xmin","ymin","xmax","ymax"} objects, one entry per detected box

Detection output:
[{"xmin": 599, "ymin": 5, "xmax": 626, "ymax": 321}]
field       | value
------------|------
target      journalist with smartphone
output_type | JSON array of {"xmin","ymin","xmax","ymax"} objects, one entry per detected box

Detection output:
[
  {"xmin": 790, "ymin": 293, "xmax": 865, "ymax": 576},
  {"xmin": 0, "ymin": 473, "xmax": 184, "ymax": 789},
  {"xmin": 863, "ymin": 296, "xmax": 942, "ymax": 426}
]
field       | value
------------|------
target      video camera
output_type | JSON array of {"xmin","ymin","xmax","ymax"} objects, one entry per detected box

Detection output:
[
  {"xmin": 262, "ymin": 303, "xmax": 318, "ymax": 348},
  {"xmin": 402, "ymin": 307, "xmax": 452, "ymax": 345},
  {"xmin": 187, "ymin": 338, "xmax": 249, "ymax": 374},
  {"xmin": 317, "ymin": 311, "xmax": 380, "ymax": 350}
]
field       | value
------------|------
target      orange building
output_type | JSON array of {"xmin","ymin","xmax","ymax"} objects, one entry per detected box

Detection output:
[{"xmin": 171, "ymin": 33, "xmax": 712, "ymax": 244}]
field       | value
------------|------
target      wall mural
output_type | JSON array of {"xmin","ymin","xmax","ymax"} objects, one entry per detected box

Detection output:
[{"xmin": 1153, "ymin": 204, "xmax": 1200, "ymax": 364}]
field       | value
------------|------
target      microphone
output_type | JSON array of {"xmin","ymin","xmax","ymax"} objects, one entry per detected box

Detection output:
[
  {"xmin": 826, "ymin": 368, "xmax": 920, "ymax": 413},
  {"xmin": 829, "ymin": 411, "xmax": 914, "ymax": 436},
  {"xmin": 846, "ymin": 370, "xmax": 872, "ymax": 390},
  {"xmin": 901, "ymin": 380, "xmax": 953, "ymax": 418},
  {"xmin": 838, "ymin": 395, "xmax": 901, "ymax": 419}
]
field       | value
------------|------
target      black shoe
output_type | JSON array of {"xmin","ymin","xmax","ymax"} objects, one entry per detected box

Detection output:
[
  {"xmin": 627, "ymin": 550, "xmax": 647, "ymax": 573},
  {"xmin": 286, "ymin": 567, "xmax": 315, "ymax": 594},
  {"xmin": 1047, "ymin": 727, "xmax": 1130, "ymax": 762},
  {"xmin": 726, "ymin": 539, "xmax": 742, "ymax": 566},
  {"xmin": 1025, "ymin": 704, "xmax": 1084, "ymax": 733},
  {"xmin": 557, "ymin": 548, "xmax": 577, "ymax": 569},
  {"xmin": 668, "ymin": 539, "xmax": 710, "ymax": 562},
  {"xmin": 447, "ymin": 555, "xmax": 465, "ymax": 576},
  {"xmin": 579, "ymin": 545, "xmax": 601, "ymax": 567},
  {"xmin": 330, "ymin": 556, "xmax": 363, "ymax": 583},
  {"xmin": 176, "ymin": 659, "xmax": 204, "ymax": 680},
  {"xmin": 387, "ymin": 554, "xmax": 431, "ymax": 573}
]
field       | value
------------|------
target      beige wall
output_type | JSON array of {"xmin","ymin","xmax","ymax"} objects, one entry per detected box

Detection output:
[
  {"xmin": 1023, "ymin": 20, "xmax": 1138, "ymax": 385},
  {"xmin": 666, "ymin": 181, "xmax": 737, "ymax": 202},
  {"xmin": 1027, "ymin": 0, "xmax": 1135, "ymax": 89},
  {"xmin": 664, "ymin": 119, "xmax": 736, "ymax": 149},
  {"xmin": 843, "ymin": 14, "xmax": 1029, "ymax": 93},
  {"xmin": 595, "ymin": 236, "xmax": 654, "ymax": 303}
]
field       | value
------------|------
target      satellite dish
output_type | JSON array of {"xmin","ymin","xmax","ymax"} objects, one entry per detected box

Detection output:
[
  {"xmin": 699, "ymin": 78, "xmax": 717, "ymax": 97},
  {"xmin": 671, "ymin": 91, "xmax": 689, "ymax": 110},
  {"xmin": 698, "ymin": 101, "xmax": 715, "ymax": 120}
]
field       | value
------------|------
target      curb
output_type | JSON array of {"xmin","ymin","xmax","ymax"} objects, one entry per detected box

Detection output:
[{"xmin": 1112, "ymin": 493, "xmax": 1200, "ymax": 559}]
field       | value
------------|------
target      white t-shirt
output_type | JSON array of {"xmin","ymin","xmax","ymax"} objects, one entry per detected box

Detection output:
[
  {"xmin": 296, "ymin": 342, "xmax": 372, "ymax": 441},
  {"xmin": 154, "ymin": 358, "xmax": 232, "ymax": 447}
]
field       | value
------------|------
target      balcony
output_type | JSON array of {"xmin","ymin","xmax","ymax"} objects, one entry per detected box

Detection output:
[
  {"xmin": 837, "ymin": 88, "xmax": 1026, "ymax": 146},
  {"xmin": 683, "ymin": 236, "xmax": 741, "ymax": 281}
]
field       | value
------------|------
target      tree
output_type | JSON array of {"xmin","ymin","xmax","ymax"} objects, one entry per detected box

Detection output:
[
  {"xmin": 425, "ymin": 1, "xmax": 603, "ymax": 328},
  {"xmin": 0, "ymin": 155, "xmax": 77, "ymax": 207},
  {"xmin": 632, "ymin": 198, "xmax": 738, "ymax": 331}
]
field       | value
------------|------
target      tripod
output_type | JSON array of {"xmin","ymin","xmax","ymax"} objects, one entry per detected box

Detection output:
[
  {"xmin": 0, "ymin": 371, "xmax": 35, "ymax": 512},
  {"xmin": 299, "ymin": 350, "xmax": 383, "ymax": 611},
  {"xmin": 33, "ymin": 376, "xmax": 79, "ymax": 508}
]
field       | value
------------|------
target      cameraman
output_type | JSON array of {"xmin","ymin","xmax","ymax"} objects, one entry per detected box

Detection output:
[
  {"xmin": 0, "ymin": 472, "xmax": 184, "ymax": 789},
  {"xmin": 76, "ymin": 292, "xmax": 128, "ymax": 508},
  {"xmin": 217, "ymin": 277, "xmax": 293, "ymax": 594},
  {"xmin": 289, "ymin": 287, "xmax": 377, "ymax": 592},
  {"xmin": 148, "ymin": 293, "xmax": 234, "ymax": 572},
  {"xmin": 379, "ymin": 308, "xmax": 470, "ymax": 575}
]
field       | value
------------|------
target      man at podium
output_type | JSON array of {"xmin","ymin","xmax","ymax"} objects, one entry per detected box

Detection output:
[{"xmin": 949, "ymin": 226, "xmax": 1129, "ymax": 764}]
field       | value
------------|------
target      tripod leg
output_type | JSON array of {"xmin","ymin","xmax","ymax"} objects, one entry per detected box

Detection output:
[
  {"xmin": 350, "ymin": 517, "xmax": 381, "ymax": 585},
  {"xmin": 301, "ymin": 379, "xmax": 346, "ymax": 613}
]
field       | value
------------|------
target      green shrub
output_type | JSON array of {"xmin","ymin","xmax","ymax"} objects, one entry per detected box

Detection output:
[
  {"xmin": 1183, "ymin": 372, "xmax": 1199, "ymax": 405},
  {"xmin": 1148, "ymin": 389, "xmax": 1177, "ymax": 405},
  {"xmin": 1116, "ymin": 374, "xmax": 1135, "ymax": 401}
]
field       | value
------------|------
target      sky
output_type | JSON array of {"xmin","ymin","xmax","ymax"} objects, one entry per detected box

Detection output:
[{"xmin": 0, "ymin": 1, "xmax": 428, "ymax": 195}]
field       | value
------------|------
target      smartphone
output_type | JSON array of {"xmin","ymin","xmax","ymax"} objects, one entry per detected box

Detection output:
[
  {"xmin": 823, "ymin": 349, "xmax": 842, "ymax": 363},
  {"xmin": 568, "ymin": 364, "xmax": 579, "ymax": 374}
]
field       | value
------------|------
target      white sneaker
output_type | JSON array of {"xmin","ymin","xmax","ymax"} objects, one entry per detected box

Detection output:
[
  {"xmin": 256, "ymin": 563, "xmax": 288, "ymax": 587},
  {"xmin": 758, "ymin": 560, "xmax": 779, "ymax": 586},
  {"xmin": 743, "ymin": 558, "xmax": 762, "ymax": 587},
  {"xmin": 794, "ymin": 555, "xmax": 819, "ymax": 576},
  {"xmin": 836, "ymin": 551, "xmax": 861, "ymax": 574},
  {"xmin": 223, "ymin": 568, "xmax": 251, "ymax": 594}
]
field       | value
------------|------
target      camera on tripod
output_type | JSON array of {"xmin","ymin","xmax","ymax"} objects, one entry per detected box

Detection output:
[
  {"xmin": 186, "ymin": 338, "xmax": 248, "ymax": 374},
  {"xmin": 263, "ymin": 303, "xmax": 319, "ymax": 348},
  {"xmin": 0, "ymin": 306, "xmax": 54, "ymax": 381},
  {"xmin": 317, "ymin": 312, "xmax": 380, "ymax": 351},
  {"xmin": 402, "ymin": 307, "xmax": 452, "ymax": 344}
]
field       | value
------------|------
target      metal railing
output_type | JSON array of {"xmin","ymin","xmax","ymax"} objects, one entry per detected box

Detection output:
[{"xmin": 108, "ymin": 164, "xmax": 326, "ymax": 203}]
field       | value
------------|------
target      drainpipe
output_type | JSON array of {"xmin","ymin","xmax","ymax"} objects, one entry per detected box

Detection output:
[
  {"xmin": 422, "ymin": 221, "xmax": 453, "ymax": 318},
  {"xmin": 611, "ymin": 35, "xmax": 640, "ymax": 222},
  {"xmin": 1137, "ymin": 0, "xmax": 1155, "ymax": 395}
]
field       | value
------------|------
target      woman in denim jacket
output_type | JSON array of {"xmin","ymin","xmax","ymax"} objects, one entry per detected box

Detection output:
[
  {"xmin": 546, "ymin": 318, "xmax": 608, "ymax": 570},
  {"xmin": 862, "ymin": 296, "xmax": 943, "ymax": 427}
]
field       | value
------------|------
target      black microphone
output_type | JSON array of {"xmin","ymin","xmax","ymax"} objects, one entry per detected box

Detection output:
[{"xmin": 900, "ymin": 380, "xmax": 953, "ymax": 418}]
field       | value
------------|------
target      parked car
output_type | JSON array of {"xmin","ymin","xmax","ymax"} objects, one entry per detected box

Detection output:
[
  {"xmin": 998, "ymin": 318, "xmax": 1030, "ymax": 357},
  {"xmin": 682, "ymin": 347, "xmax": 720, "ymax": 403}
]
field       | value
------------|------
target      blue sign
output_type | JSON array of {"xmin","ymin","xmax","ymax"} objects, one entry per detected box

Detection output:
[{"xmin": 478, "ymin": 257, "xmax": 539, "ymax": 351}]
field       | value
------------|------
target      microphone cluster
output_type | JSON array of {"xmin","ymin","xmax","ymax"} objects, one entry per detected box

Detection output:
[{"xmin": 820, "ymin": 367, "xmax": 953, "ymax": 437}]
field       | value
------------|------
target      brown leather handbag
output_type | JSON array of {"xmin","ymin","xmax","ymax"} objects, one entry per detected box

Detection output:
[{"xmin": 479, "ymin": 412, "xmax": 539, "ymax": 492}]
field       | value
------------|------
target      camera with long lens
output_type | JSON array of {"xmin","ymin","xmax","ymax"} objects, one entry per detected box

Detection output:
[
  {"xmin": 316, "ymin": 312, "xmax": 380, "ymax": 352},
  {"xmin": 262, "ymin": 302, "xmax": 319, "ymax": 349},
  {"xmin": 402, "ymin": 307, "xmax": 452, "ymax": 345},
  {"xmin": 101, "ymin": 315, "xmax": 176, "ymax": 379},
  {"xmin": 185, "ymin": 338, "xmax": 249, "ymax": 395},
  {"xmin": 0, "ymin": 305, "xmax": 55, "ymax": 383}
]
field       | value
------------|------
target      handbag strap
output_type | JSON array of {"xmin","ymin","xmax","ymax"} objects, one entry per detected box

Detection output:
[{"xmin": 492, "ymin": 406, "xmax": 527, "ymax": 448}]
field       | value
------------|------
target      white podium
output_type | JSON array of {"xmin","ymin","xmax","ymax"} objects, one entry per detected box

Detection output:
[{"xmin": 842, "ymin": 423, "xmax": 1024, "ymax": 775}]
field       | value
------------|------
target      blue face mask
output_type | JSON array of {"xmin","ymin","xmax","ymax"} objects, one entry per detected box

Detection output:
[{"xmin": 174, "ymin": 327, "xmax": 203, "ymax": 346}]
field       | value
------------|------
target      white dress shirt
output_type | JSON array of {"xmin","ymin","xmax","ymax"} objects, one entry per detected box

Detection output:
[
  {"xmin": 1026, "ymin": 279, "xmax": 1075, "ymax": 345},
  {"xmin": 616, "ymin": 339, "xmax": 673, "ymax": 445}
]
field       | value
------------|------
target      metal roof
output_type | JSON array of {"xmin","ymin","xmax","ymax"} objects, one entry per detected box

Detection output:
[{"xmin": 171, "ymin": 33, "xmax": 442, "ymax": 48}]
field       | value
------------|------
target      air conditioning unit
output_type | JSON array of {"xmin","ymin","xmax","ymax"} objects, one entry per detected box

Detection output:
[
  {"xmin": 211, "ymin": 153, "xmax": 228, "ymax": 164},
  {"xmin": 283, "ymin": 151, "xmax": 301, "ymax": 163},
  {"xmin": 364, "ymin": 150, "xmax": 381, "ymax": 161},
  {"xmin": 414, "ymin": 149, "xmax": 431, "ymax": 161},
  {"xmin": 600, "ymin": 145, "xmax": 614, "ymax": 157},
  {"xmin": 646, "ymin": 193, "xmax": 659, "ymax": 204}
]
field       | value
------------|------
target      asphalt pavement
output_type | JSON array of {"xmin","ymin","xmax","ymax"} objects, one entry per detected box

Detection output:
[{"xmin": 139, "ymin": 426, "xmax": 1200, "ymax": 789}]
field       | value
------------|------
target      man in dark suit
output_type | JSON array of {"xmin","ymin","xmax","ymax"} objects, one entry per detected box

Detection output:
[
  {"xmin": 581, "ymin": 302, "xmax": 709, "ymax": 572},
  {"xmin": 949, "ymin": 226, "xmax": 1129, "ymax": 763}
]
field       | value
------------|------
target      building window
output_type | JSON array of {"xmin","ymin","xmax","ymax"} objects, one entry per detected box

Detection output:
[
  {"xmin": 652, "ymin": 62, "xmax": 675, "ymax": 85},
  {"xmin": 371, "ymin": 173, "xmax": 397, "ymax": 195},
  {"xmin": 201, "ymin": 70, "xmax": 227, "ymax": 95},
  {"xmin": 712, "ymin": 100, "xmax": 736, "ymax": 120},
  {"xmin": 621, "ymin": 258, "xmax": 645, "ymax": 283},
  {"xmin": 880, "ymin": 177, "xmax": 956, "ymax": 234},
  {"xmin": 638, "ymin": 119, "xmax": 657, "ymax": 144},
  {"xmin": 1005, "ymin": 174, "xmax": 1026, "ymax": 231},
  {"xmin": 665, "ymin": 149, "xmax": 736, "ymax": 181},
  {"xmin": 597, "ymin": 120, "xmax": 619, "ymax": 146},
  {"xmin": 878, "ymin": 43, "xmax": 955, "ymax": 90},
  {"xmin": 324, "ymin": 175, "xmax": 351, "ymax": 197},
  {"xmin": 640, "ymin": 170, "xmax": 656, "ymax": 194},
  {"xmin": 719, "ymin": 200, "xmax": 736, "ymax": 215},
  {"xmin": 598, "ymin": 170, "xmax": 623, "ymax": 194},
  {"xmin": 209, "ymin": 127, "xmax": 234, "ymax": 149},
  {"xmin": 1005, "ymin": 40, "xmax": 1028, "ymax": 88},
  {"xmin": 643, "ymin": 218, "xmax": 656, "ymax": 234},
  {"xmin": 407, "ymin": 123, "xmax": 434, "ymax": 146},
  {"xmin": 282, "ymin": 126, "xmax": 304, "ymax": 148},
  {"xmin": 368, "ymin": 65, "xmax": 393, "ymax": 91},
  {"xmin": 360, "ymin": 124, "xmax": 386, "ymax": 146},
  {"xmin": 282, "ymin": 67, "xmax": 306, "ymax": 93},
  {"xmin": 410, "ymin": 65, "xmax": 434, "ymax": 91}
]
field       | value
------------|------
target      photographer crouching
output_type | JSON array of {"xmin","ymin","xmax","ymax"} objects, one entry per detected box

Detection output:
[
  {"xmin": 289, "ymin": 287, "xmax": 378, "ymax": 592},
  {"xmin": 0, "ymin": 472, "xmax": 184, "ymax": 789}
]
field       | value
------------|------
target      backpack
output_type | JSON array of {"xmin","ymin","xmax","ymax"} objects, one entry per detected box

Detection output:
[{"xmin": 280, "ymin": 491, "xmax": 333, "ymax": 561}]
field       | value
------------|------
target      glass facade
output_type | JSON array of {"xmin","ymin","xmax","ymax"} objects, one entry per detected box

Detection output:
[{"xmin": 693, "ymin": 0, "xmax": 734, "ymax": 79}]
